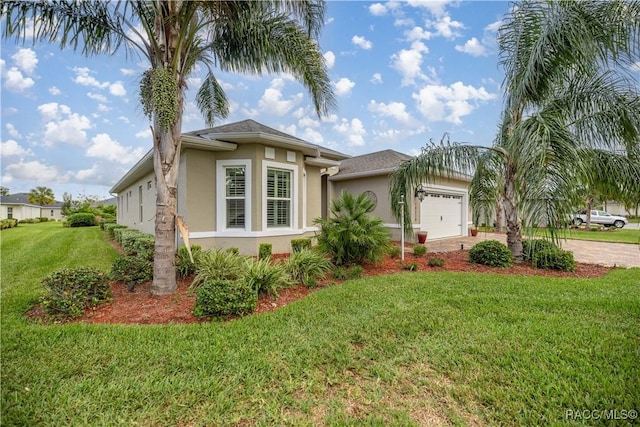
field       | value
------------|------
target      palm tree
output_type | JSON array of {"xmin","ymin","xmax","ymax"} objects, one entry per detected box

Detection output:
[
  {"xmin": 391, "ymin": 0, "xmax": 640, "ymax": 262},
  {"xmin": 3, "ymin": 1, "xmax": 335, "ymax": 294},
  {"xmin": 28, "ymin": 186, "xmax": 55, "ymax": 206}
]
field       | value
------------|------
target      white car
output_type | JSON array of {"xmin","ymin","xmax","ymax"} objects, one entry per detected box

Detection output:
[{"xmin": 572, "ymin": 210, "xmax": 628, "ymax": 228}]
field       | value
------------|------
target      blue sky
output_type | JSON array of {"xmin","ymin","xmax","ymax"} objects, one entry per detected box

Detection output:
[{"xmin": 1, "ymin": 1, "xmax": 511, "ymax": 201}]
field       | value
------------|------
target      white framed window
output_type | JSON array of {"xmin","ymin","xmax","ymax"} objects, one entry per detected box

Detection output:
[
  {"xmin": 217, "ymin": 159, "xmax": 251, "ymax": 232},
  {"xmin": 263, "ymin": 160, "xmax": 297, "ymax": 230}
]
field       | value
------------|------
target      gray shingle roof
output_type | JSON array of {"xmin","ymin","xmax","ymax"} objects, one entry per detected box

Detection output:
[
  {"xmin": 0, "ymin": 192, "xmax": 63, "ymax": 207},
  {"xmin": 332, "ymin": 149, "xmax": 412, "ymax": 178}
]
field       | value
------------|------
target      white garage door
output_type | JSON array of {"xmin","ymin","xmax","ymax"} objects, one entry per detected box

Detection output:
[{"xmin": 420, "ymin": 193, "xmax": 463, "ymax": 239}]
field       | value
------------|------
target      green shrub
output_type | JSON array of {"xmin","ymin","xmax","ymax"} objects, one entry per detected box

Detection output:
[
  {"xmin": 113, "ymin": 227, "xmax": 128, "ymax": 244},
  {"xmin": 532, "ymin": 249, "xmax": 577, "ymax": 272},
  {"xmin": 38, "ymin": 217, "xmax": 49, "ymax": 222},
  {"xmin": 428, "ymin": 257, "xmax": 445, "ymax": 267},
  {"xmin": 19, "ymin": 218, "xmax": 39, "ymax": 224},
  {"xmin": 387, "ymin": 246, "xmax": 401, "ymax": 259},
  {"xmin": 176, "ymin": 245, "xmax": 202, "ymax": 278},
  {"xmin": 40, "ymin": 268, "xmax": 110, "ymax": 319},
  {"xmin": 332, "ymin": 266, "xmax": 347, "ymax": 280},
  {"xmin": 0, "ymin": 219, "xmax": 18, "ymax": 229},
  {"xmin": 314, "ymin": 191, "xmax": 391, "ymax": 266},
  {"xmin": 347, "ymin": 265, "xmax": 364, "ymax": 280},
  {"xmin": 99, "ymin": 218, "xmax": 116, "ymax": 230},
  {"xmin": 133, "ymin": 236, "xmax": 155, "ymax": 261},
  {"xmin": 244, "ymin": 259, "xmax": 291, "ymax": 298},
  {"xmin": 119, "ymin": 230, "xmax": 146, "ymax": 256},
  {"xmin": 104, "ymin": 223, "xmax": 127, "ymax": 239},
  {"xmin": 522, "ymin": 239, "xmax": 560, "ymax": 262},
  {"xmin": 66, "ymin": 212, "xmax": 96, "ymax": 227},
  {"xmin": 291, "ymin": 238, "xmax": 311, "ymax": 253},
  {"xmin": 191, "ymin": 249, "xmax": 249, "ymax": 290},
  {"xmin": 468, "ymin": 240, "xmax": 513, "ymax": 267},
  {"xmin": 412, "ymin": 245, "xmax": 427, "ymax": 256},
  {"xmin": 258, "ymin": 243, "xmax": 272, "ymax": 260},
  {"xmin": 193, "ymin": 279, "xmax": 257, "ymax": 318},
  {"xmin": 109, "ymin": 255, "xmax": 153, "ymax": 284},
  {"xmin": 280, "ymin": 249, "xmax": 332, "ymax": 287},
  {"xmin": 400, "ymin": 261, "xmax": 419, "ymax": 271}
]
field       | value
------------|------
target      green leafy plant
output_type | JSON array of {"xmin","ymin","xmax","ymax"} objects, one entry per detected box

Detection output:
[
  {"xmin": 243, "ymin": 259, "xmax": 291, "ymax": 298},
  {"xmin": 428, "ymin": 257, "xmax": 445, "ymax": 267},
  {"xmin": 66, "ymin": 212, "xmax": 96, "ymax": 227},
  {"xmin": 522, "ymin": 239, "xmax": 560, "ymax": 262},
  {"xmin": 104, "ymin": 223, "xmax": 127, "ymax": 239},
  {"xmin": 314, "ymin": 191, "xmax": 391, "ymax": 266},
  {"xmin": 387, "ymin": 246, "xmax": 401, "ymax": 259},
  {"xmin": 332, "ymin": 266, "xmax": 347, "ymax": 280},
  {"xmin": 280, "ymin": 249, "xmax": 332, "ymax": 287},
  {"xmin": 347, "ymin": 265, "xmax": 364, "ymax": 280},
  {"xmin": 190, "ymin": 249, "xmax": 249, "ymax": 290},
  {"xmin": 532, "ymin": 249, "xmax": 577, "ymax": 272},
  {"xmin": 40, "ymin": 267, "xmax": 110, "ymax": 319},
  {"xmin": 193, "ymin": 279, "xmax": 257, "ymax": 318},
  {"xmin": 399, "ymin": 261, "xmax": 419, "ymax": 271},
  {"xmin": 176, "ymin": 245, "xmax": 202, "ymax": 278},
  {"xmin": 291, "ymin": 238, "xmax": 311, "ymax": 253},
  {"xmin": 109, "ymin": 255, "xmax": 153, "ymax": 285},
  {"xmin": 258, "ymin": 243, "xmax": 272, "ymax": 260},
  {"xmin": 412, "ymin": 245, "xmax": 427, "ymax": 256},
  {"xmin": 469, "ymin": 240, "xmax": 513, "ymax": 267}
]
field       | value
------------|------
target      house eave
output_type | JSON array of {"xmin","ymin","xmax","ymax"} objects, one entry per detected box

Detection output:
[
  {"xmin": 304, "ymin": 157, "xmax": 341, "ymax": 168},
  {"xmin": 329, "ymin": 168, "xmax": 397, "ymax": 181}
]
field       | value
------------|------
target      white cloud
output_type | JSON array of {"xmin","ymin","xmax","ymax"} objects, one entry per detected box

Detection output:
[
  {"xmin": 49, "ymin": 86, "xmax": 61, "ymax": 95},
  {"xmin": 370, "ymin": 73, "xmax": 383, "ymax": 84},
  {"xmin": 37, "ymin": 103, "xmax": 92, "ymax": 146},
  {"xmin": 334, "ymin": 77, "xmax": 356, "ymax": 97},
  {"xmin": 86, "ymin": 133, "xmax": 145, "ymax": 164},
  {"xmin": 352, "ymin": 35, "xmax": 373, "ymax": 50},
  {"xmin": 298, "ymin": 116, "xmax": 320, "ymax": 128},
  {"xmin": 1, "ymin": 59, "xmax": 35, "ymax": 92},
  {"xmin": 87, "ymin": 92, "xmax": 108, "ymax": 103},
  {"xmin": 120, "ymin": 68, "xmax": 137, "ymax": 76},
  {"xmin": 369, "ymin": 3, "xmax": 388, "ymax": 16},
  {"xmin": 301, "ymin": 127, "xmax": 324, "ymax": 144},
  {"xmin": 430, "ymin": 16, "xmax": 464, "ymax": 39},
  {"xmin": 72, "ymin": 66, "xmax": 109, "ymax": 88},
  {"xmin": 333, "ymin": 118, "xmax": 367, "ymax": 147},
  {"xmin": 75, "ymin": 164, "xmax": 99, "ymax": 181},
  {"xmin": 11, "ymin": 48, "xmax": 38, "ymax": 74},
  {"xmin": 257, "ymin": 78, "xmax": 303, "ymax": 116},
  {"xmin": 6, "ymin": 123, "xmax": 21, "ymax": 138},
  {"xmin": 108, "ymin": 81, "xmax": 127, "ymax": 97},
  {"xmin": 3, "ymin": 160, "xmax": 69, "ymax": 184},
  {"xmin": 135, "ymin": 129, "xmax": 152, "ymax": 139},
  {"xmin": 455, "ymin": 37, "xmax": 488, "ymax": 57},
  {"xmin": 405, "ymin": 26, "xmax": 432, "ymax": 42},
  {"xmin": 390, "ymin": 41, "xmax": 430, "ymax": 86},
  {"xmin": 413, "ymin": 81, "xmax": 497, "ymax": 124},
  {"xmin": 368, "ymin": 100, "xmax": 415, "ymax": 124},
  {"xmin": 407, "ymin": 0, "xmax": 451, "ymax": 18},
  {"xmin": 97, "ymin": 104, "xmax": 111, "ymax": 112},
  {"xmin": 324, "ymin": 51, "xmax": 336, "ymax": 69},
  {"xmin": 1, "ymin": 139, "xmax": 33, "ymax": 157}
]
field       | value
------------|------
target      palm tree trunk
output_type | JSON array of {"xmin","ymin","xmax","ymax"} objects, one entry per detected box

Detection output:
[
  {"xmin": 150, "ymin": 96, "xmax": 184, "ymax": 295},
  {"xmin": 503, "ymin": 162, "xmax": 523, "ymax": 262},
  {"xmin": 585, "ymin": 196, "xmax": 593, "ymax": 228},
  {"xmin": 495, "ymin": 197, "xmax": 505, "ymax": 232}
]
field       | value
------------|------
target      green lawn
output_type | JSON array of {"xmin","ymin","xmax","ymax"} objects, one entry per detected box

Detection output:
[
  {"xmin": 2, "ymin": 223, "xmax": 639, "ymax": 426},
  {"xmin": 529, "ymin": 227, "xmax": 640, "ymax": 244}
]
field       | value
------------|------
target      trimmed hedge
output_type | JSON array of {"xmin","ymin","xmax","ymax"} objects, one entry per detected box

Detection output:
[
  {"xmin": 1, "ymin": 219, "xmax": 18, "ymax": 229},
  {"xmin": 291, "ymin": 238, "xmax": 311, "ymax": 253},
  {"xmin": 109, "ymin": 255, "xmax": 153, "ymax": 284},
  {"xmin": 193, "ymin": 279, "xmax": 257, "ymax": 318},
  {"xmin": 522, "ymin": 239, "xmax": 560, "ymax": 262},
  {"xmin": 532, "ymin": 249, "xmax": 577, "ymax": 272}
]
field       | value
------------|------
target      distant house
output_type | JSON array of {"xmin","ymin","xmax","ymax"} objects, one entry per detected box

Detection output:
[
  {"xmin": 328, "ymin": 149, "xmax": 472, "ymax": 241},
  {"xmin": 0, "ymin": 193, "xmax": 64, "ymax": 221},
  {"xmin": 110, "ymin": 119, "xmax": 349, "ymax": 255}
]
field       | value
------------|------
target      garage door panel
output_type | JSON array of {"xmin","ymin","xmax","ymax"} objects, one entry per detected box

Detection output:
[{"xmin": 420, "ymin": 193, "xmax": 462, "ymax": 239}]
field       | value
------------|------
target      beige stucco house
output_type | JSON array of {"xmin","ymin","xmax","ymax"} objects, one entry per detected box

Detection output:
[
  {"xmin": 328, "ymin": 150, "xmax": 472, "ymax": 242},
  {"xmin": 110, "ymin": 120, "xmax": 349, "ymax": 255},
  {"xmin": 0, "ymin": 193, "xmax": 64, "ymax": 221}
]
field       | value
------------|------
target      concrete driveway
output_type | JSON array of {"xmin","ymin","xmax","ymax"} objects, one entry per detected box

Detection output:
[{"xmin": 426, "ymin": 232, "xmax": 640, "ymax": 268}]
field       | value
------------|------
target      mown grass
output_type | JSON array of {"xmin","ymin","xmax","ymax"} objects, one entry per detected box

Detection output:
[
  {"xmin": 529, "ymin": 227, "xmax": 640, "ymax": 244},
  {"xmin": 2, "ymin": 223, "xmax": 639, "ymax": 426}
]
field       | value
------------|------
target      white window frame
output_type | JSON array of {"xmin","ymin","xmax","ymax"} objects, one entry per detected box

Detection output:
[
  {"xmin": 216, "ymin": 159, "xmax": 252, "ymax": 232},
  {"xmin": 262, "ymin": 160, "xmax": 297, "ymax": 231}
]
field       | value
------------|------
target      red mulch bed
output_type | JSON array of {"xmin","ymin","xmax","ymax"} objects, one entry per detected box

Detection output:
[{"xmin": 26, "ymin": 250, "xmax": 611, "ymax": 325}]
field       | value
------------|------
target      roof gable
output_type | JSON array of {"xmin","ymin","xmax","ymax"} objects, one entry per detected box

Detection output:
[{"xmin": 332, "ymin": 149, "xmax": 412, "ymax": 179}]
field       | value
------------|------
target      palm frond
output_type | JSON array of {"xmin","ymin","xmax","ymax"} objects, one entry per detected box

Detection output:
[{"xmin": 195, "ymin": 71, "xmax": 229, "ymax": 126}]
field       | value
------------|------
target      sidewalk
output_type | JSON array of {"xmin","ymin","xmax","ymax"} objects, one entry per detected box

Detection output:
[{"xmin": 424, "ymin": 232, "xmax": 640, "ymax": 268}]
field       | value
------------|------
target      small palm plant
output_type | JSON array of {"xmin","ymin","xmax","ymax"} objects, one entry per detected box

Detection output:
[{"xmin": 314, "ymin": 191, "xmax": 391, "ymax": 266}]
